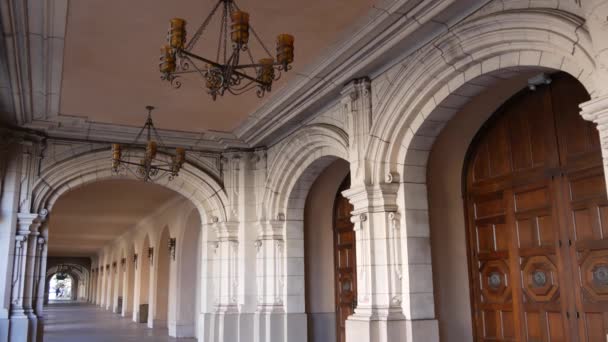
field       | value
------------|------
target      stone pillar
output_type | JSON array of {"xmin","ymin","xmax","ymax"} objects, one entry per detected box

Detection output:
[
  {"xmin": 105, "ymin": 264, "xmax": 112, "ymax": 310},
  {"xmin": 213, "ymin": 221, "xmax": 240, "ymax": 341},
  {"xmin": 254, "ymin": 220, "xmax": 287, "ymax": 342},
  {"xmin": 9, "ymin": 213, "xmax": 44, "ymax": 342},
  {"xmin": 582, "ymin": 96, "xmax": 608, "ymax": 189},
  {"xmin": 98, "ymin": 267, "xmax": 104, "ymax": 306},
  {"xmin": 33, "ymin": 227, "xmax": 47, "ymax": 342},
  {"xmin": 343, "ymin": 184, "xmax": 421, "ymax": 342}
]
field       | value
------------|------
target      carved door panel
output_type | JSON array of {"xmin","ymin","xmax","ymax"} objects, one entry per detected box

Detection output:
[
  {"xmin": 334, "ymin": 176, "xmax": 357, "ymax": 342},
  {"xmin": 550, "ymin": 75, "xmax": 608, "ymax": 341},
  {"xmin": 465, "ymin": 73, "xmax": 603, "ymax": 341}
]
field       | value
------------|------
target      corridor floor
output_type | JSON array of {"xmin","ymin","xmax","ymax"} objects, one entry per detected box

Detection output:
[{"xmin": 43, "ymin": 302, "xmax": 196, "ymax": 342}]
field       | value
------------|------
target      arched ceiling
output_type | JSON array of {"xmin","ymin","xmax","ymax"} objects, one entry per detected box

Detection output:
[
  {"xmin": 48, "ymin": 180, "xmax": 178, "ymax": 257},
  {"xmin": 59, "ymin": 0, "xmax": 376, "ymax": 132}
]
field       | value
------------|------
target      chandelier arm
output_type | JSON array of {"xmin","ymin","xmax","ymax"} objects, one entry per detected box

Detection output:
[
  {"xmin": 248, "ymin": 24, "xmax": 273, "ymax": 58},
  {"xmin": 186, "ymin": 0, "xmax": 223, "ymax": 51},
  {"xmin": 228, "ymin": 82, "xmax": 257, "ymax": 95},
  {"xmin": 181, "ymin": 50, "xmax": 262, "ymax": 85}
]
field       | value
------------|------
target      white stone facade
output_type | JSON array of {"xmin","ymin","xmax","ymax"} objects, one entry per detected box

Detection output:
[{"xmin": 2, "ymin": 0, "xmax": 608, "ymax": 341}]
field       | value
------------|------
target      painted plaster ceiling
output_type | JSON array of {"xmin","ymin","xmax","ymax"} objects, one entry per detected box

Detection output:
[
  {"xmin": 48, "ymin": 180, "xmax": 178, "ymax": 257},
  {"xmin": 59, "ymin": 0, "xmax": 377, "ymax": 133}
]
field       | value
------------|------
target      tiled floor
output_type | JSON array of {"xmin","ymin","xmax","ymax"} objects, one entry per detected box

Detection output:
[{"xmin": 43, "ymin": 302, "xmax": 196, "ymax": 341}]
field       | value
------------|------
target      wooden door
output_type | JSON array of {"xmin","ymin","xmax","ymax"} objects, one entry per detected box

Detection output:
[
  {"xmin": 333, "ymin": 175, "xmax": 357, "ymax": 342},
  {"xmin": 465, "ymin": 73, "xmax": 608, "ymax": 341}
]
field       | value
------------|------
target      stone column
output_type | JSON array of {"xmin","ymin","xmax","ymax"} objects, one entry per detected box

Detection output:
[
  {"xmin": 343, "ymin": 184, "xmax": 422, "ymax": 342},
  {"xmin": 105, "ymin": 264, "xmax": 112, "ymax": 310},
  {"xmin": 98, "ymin": 267, "xmax": 104, "ymax": 306},
  {"xmin": 253, "ymin": 220, "xmax": 289, "ymax": 342},
  {"xmin": 33, "ymin": 227, "xmax": 47, "ymax": 342},
  {"xmin": 9, "ymin": 213, "xmax": 44, "ymax": 342},
  {"xmin": 582, "ymin": 96, "xmax": 608, "ymax": 189},
  {"xmin": 213, "ymin": 221, "xmax": 240, "ymax": 341},
  {"xmin": 581, "ymin": 0, "xmax": 608, "ymax": 193}
]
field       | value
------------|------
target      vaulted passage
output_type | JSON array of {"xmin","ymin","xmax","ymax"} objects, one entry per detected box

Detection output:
[
  {"xmin": 465, "ymin": 73, "xmax": 608, "ymax": 341},
  {"xmin": 43, "ymin": 302, "xmax": 195, "ymax": 342}
]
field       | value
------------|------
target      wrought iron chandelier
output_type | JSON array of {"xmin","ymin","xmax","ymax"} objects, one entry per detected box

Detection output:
[
  {"xmin": 159, "ymin": 0, "xmax": 295, "ymax": 100},
  {"xmin": 111, "ymin": 106, "xmax": 186, "ymax": 182}
]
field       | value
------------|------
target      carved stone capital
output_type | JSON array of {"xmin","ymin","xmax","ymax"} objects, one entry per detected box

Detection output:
[
  {"xmin": 340, "ymin": 77, "xmax": 371, "ymax": 104},
  {"xmin": 342, "ymin": 183, "xmax": 400, "ymax": 214},
  {"xmin": 213, "ymin": 221, "xmax": 239, "ymax": 241},
  {"xmin": 581, "ymin": 95, "xmax": 608, "ymax": 126},
  {"xmin": 257, "ymin": 220, "xmax": 284, "ymax": 240}
]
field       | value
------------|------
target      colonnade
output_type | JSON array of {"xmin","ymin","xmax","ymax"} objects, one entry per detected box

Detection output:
[{"xmin": 2, "ymin": 1, "xmax": 608, "ymax": 342}]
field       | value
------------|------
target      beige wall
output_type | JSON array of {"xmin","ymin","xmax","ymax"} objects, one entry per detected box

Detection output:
[
  {"xmin": 428, "ymin": 73, "xmax": 537, "ymax": 341},
  {"xmin": 304, "ymin": 159, "xmax": 349, "ymax": 342}
]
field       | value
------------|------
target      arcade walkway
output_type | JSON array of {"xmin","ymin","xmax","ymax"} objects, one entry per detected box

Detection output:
[{"xmin": 43, "ymin": 302, "xmax": 196, "ymax": 342}]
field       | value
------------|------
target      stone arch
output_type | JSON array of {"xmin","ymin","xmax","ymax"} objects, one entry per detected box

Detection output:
[
  {"xmin": 361, "ymin": 5, "xmax": 601, "ymax": 327},
  {"xmin": 46, "ymin": 264, "xmax": 87, "ymax": 301},
  {"xmin": 29, "ymin": 149, "xmax": 228, "ymax": 224},
  {"xmin": 264, "ymin": 124, "xmax": 348, "ymax": 221},
  {"xmin": 368, "ymin": 7, "xmax": 598, "ymax": 182}
]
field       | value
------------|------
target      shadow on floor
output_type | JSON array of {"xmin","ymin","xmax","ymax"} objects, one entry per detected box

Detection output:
[{"xmin": 43, "ymin": 302, "xmax": 196, "ymax": 342}]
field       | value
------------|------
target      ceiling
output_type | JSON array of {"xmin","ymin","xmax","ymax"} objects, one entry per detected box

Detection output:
[
  {"xmin": 59, "ymin": 0, "xmax": 376, "ymax": 133},
  {"xmin": 48, "ymin": 180, "xmax": 178, "ymax": 257}
]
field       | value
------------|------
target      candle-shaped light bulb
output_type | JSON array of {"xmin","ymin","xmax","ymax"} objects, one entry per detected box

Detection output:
[
  {"xmin": 160, "ymin": 45, "xmax": 176, "ymax": 73},
  {"xmin": 276, "ymin": 34, "xmax": 294, "ymax": 66},
  {"xmin": 112, "ymin": 143, "xmax": 121, "ymax": 169},
  {"xmin": 231, "ymin": 11, "xmax": 250, "ymax": 45},
  {"xmin": 169, "ymin": 18, "xmax": 187, "ymax": 49},
  {"xmin": 258, "ymin": 58, "xmax": 275, "ymax": 85},
  {"xmin": 175, "ymin": 147, "xmax": 185, "ymax": 165},
  {"xmin": 146, "ymin": 141, "xmax": 158, "ymax": 160}
]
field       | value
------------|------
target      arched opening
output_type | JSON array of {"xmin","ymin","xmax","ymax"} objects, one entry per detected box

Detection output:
[
  {"xmin": 301, "ymin": 158, "xmax": 353, "ymax": 342},
  {"xmin": 462, "ymin": 73, "xmax": 607, "ymax": 340},
  {"xmin": 427, "ymin": 71, "xmax": 608, "ymax": 340},
  {"xmin": 48, "ymin": 273, "xmax": 73, "ymax": 301},
  {"xmin": 151, "ymin": 226, "xmax": 170, "ymax": 328}
]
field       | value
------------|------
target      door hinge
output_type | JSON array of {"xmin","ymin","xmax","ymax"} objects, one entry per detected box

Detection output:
[
  {"xmin": 566, "ymin": 311, "xmax": 570, "ymax": 319},
  {"xmin": 576, "ymin": 311, "xmax": 580, "ymax": 319},
  {"xmin": 569, "ymin": 239, "xmax": 572, "ymax": 247}
]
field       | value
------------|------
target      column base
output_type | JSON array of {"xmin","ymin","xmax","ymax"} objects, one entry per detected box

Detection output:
[
  {"xmin": 198, "ymin": 311, "xmax": 240, "ymax": 342},
  {"xmin": 253, "ymin": 309, "xmax": 307, "ymax": 342},
  {"xmin": 0, "ymin": 318, "xmax": 8, "ymax": 342},
  {"xmin": 9, "ymin": 312, "xmax": 38, "ymax": 342},
  {"xmin": 168, "ymin": 320, "xmax": 195, "ymax": 338},
  {"xmin": 346, "ymin": 313, "xmax": 438, "ymax": 342}
]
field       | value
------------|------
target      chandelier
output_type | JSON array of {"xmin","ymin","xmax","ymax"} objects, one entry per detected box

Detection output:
[
  {"xmin": 159, "ymin": 0, "xmax": 295, "ymax": 100},
  {"xmin": 111, "ymin": 106, "xmax": 186, "ymax": 182}
]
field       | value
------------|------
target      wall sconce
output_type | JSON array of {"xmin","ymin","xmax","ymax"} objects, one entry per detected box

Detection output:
[
  {"xmin": 121, "ymin": 258, "xmax": 126, "ymax": 270},
  {"xmin": 112, "ymin": 262, "xmax": 117, "ymax": 274},
  {"xmin": 168, "ymin": 238, "xmax": 176, "ymax": 261},
  {"xmin": 148, "ymin": 247, "xmax": 154, "ymax": 265},
  {"xmin": 133, "ymin": 254, "xmax": 138, "ymax": 270},
  {"xmin": 106, "ymin": 264, "xmax": 110, "ymax": 272}
]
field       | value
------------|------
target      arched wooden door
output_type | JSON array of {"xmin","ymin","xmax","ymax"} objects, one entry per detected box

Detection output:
[
  {"xmin": 334, "ymin": 175, "xmax": 357, "ymax": 342},
  {"xmin": 465, "ymin": 73, "xmax": 608, "ymax": 341}
]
